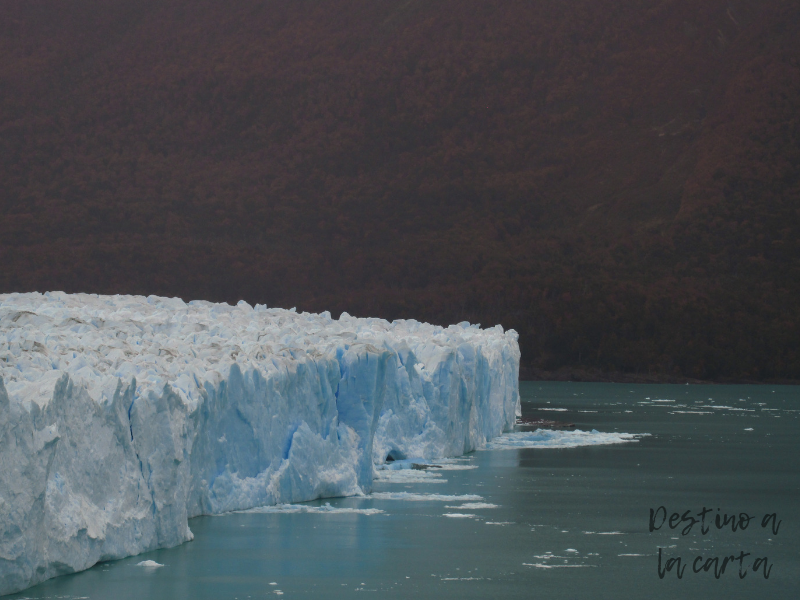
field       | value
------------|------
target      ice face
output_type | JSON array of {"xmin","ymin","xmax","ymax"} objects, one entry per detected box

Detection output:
[{"xmin": 0, "ymin": 292, "xmax": 520, "ymax": 595}]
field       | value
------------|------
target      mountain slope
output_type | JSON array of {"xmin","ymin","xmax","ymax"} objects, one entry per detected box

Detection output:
[{"xmin": 2, "ymin": 0, "xmax": 798, "ymax": 380}]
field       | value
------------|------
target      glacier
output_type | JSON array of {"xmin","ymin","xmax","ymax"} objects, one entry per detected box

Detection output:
[{"xmin": 0, "ymin": 292, "xmax": 520, "ymax": 595}]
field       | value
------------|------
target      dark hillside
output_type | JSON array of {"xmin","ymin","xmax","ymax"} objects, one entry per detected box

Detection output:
[{"xmin": 1, "ymin": 0, "xmax": 799, "ymax": 380}]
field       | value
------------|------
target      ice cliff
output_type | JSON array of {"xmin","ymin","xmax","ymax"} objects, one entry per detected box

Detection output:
[{"xmin": 0, "ymin": 292, "xmax": 519, "ymax": 595}]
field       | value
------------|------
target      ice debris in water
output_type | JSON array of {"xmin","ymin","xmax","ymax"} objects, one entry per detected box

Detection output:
[
  {"xmin": 369, "ymin": 493, "xmax": 484, "ymax": 502},
  {"xmin": 235, "ymin": 503, "xmax": 384, "ymax": 515},
  {"xmin": 483, "ymin": 429, "xmax": 648, "ymax": 449},
  {"xmin": 0, "ymin": 292, "xmax": 521, "ymax": 595}
]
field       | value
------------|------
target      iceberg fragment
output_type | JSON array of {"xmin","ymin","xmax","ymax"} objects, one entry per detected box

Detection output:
[
  {"xmin": 483, "ymin": 429, "xmax": 647, "ymax": 450},
  {"xmin": 136, "ymin": 560, "xmax": 164, "ymax": 568},
  {"xmin": 0, "ymin": 292, "xmax": 519, "ymax": 595}
]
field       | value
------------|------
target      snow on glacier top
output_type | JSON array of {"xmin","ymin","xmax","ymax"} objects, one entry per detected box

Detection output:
[{"xmin": 0, "ymin": 292, "xmax": 516, "ymax": 409}]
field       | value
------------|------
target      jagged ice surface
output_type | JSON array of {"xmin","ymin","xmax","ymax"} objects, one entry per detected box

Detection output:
[{"xmin": 0, "ymin": 292, "xmax": 520, "ymax": 595}]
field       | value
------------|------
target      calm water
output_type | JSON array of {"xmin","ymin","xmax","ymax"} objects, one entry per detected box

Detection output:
[{"xmin": 8, "ymin": 382, "xmax": 799, "ymax": 600}]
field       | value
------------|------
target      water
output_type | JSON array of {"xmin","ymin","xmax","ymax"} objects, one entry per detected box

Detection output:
[{"xmin": 8, "ymin": 382, "xmax": 799, "ymax": 599}]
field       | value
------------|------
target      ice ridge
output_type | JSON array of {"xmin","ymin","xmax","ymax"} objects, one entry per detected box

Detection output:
[{"xmin": 0, "ymin": 292, "xmax": 520, "ymax": 595}]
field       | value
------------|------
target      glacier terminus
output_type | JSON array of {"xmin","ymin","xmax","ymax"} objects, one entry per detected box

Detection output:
[{"xmin": 0, "ymin": 292, "xmax": 520, "ymax": 595}]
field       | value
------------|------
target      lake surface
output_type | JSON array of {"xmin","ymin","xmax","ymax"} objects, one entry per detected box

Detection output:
[{"xmin": 8, "ymin": 382, "xmax": 799, "ymax": 600}]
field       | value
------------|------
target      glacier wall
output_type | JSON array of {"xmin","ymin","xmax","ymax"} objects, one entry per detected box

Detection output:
[{"xmin": 0, "ymin": 292, "xmax": 519, "ymax": 595}]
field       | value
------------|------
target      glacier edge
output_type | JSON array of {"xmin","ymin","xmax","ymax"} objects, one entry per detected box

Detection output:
[{"xmin": 0, "ymin": 292, "xmax": 519, "ymax": 595}]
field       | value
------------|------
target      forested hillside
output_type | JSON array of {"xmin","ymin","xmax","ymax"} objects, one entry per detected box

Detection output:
[{"xmin": 2, "ymin": 0, "xmax": 799, "ymax": 381}]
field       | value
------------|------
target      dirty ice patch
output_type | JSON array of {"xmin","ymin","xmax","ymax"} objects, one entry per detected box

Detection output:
[
  {"xmin": 376, "ymin": 458, "xmax": 477, "ymax": 471},
  {"xmin": 483, "ymin": 429, "xmax": 648, "ymax": 450},
  {"xmin": 373, "ymin": 470, "xmax": 446, "ymax": 484},
  {"xmin": 237, "ymin": 502, "xmax": 384, "ymax": 515},
  {"xmin": 430, "ymin": 463, "xmax": 478, "ymax": 471},
  {"xmin": 375, "ymin": 459, "xmax": 432, "ymax": 471}
]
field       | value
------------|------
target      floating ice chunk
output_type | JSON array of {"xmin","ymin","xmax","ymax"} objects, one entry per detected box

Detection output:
[
  {"xmin": 136, "ymin": 560, "xmax": 164, "ymax": 568},
  {"xmin": 483, "ymin": 430, "xmax": 648, "ymax": 450},
  {"xmin": 445, "ymin": 503, "xmax": 498, "ymax": 509},
  {"xmin": 443, "ymin": 513, "xmax": 476, "ymax": 518}
]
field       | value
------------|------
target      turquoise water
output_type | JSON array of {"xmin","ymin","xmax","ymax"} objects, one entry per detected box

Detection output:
[{"xmin": 7, "ymin": 382, "xmax": 799, "ymax": 599}]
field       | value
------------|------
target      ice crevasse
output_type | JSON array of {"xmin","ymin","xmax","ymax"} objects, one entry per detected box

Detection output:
[{"xmin": 0, "ymin": 292, "xmax": 520, "ymax": 595}]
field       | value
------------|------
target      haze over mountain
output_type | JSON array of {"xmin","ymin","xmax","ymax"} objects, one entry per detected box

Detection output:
[{"xmin": 2, "ymin": 0, "xmax": 798, "ymax": 381}]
